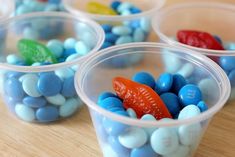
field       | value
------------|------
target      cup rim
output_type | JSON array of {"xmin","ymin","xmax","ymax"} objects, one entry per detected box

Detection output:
[
  {"xmin": 152, "ymin": 1, "xmax": 235, "ymax": 56},
  {"xmin": 62, "ymin": 0, "xmax": 166, "ymax": 21},
  {"xmin": 0, "ymin": 0, "xmax": 15, "ymax": 21},
  {"xmin": 75, "ymin": 42, "xmax": 231, "ymax": 128},
  {"xmin": 0, "ymin": 12, "xmax": 105, "ymax": 72}
]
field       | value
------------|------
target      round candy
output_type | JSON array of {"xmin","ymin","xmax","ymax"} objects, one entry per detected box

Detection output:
[
  {"xmin": 55, "ymin": 67, "xmax": 74, "ymax": 80},
  {"xmin": 131, "ymin": 144, "xmax": 160, "ymax": 157},
  {"xmin": 5, "ymin": 77, "xmax": 24, "ymax": 100},
  {"xmin": 140, "ymin": 114, "xmax": 157, "ymax": 135},
  {"xmin": 162, "ymin": 50, "xmax": 182, "ymax": 73},
  {"xmin": 197, "ymin": 101, "xmax": 208, "ymax": 112},
  {"xmin": 98, "ymin": 97, "xmax": 124, "ymax": 112},
  {"xmin": 110, "ymin": 1, "xmax": 121, "ymax": 10},
  {"xmin": 36, "ymin": 106, "xmax": 59, "ymax": 122},
  {"xmin": 177, "ymin": 63, "xmax": 194, "ymax": 78},
  {"xmin": 178, "ymin": 105, "xmax": 201, "ymax": 120},
  {"xmin": 75, "ymin": 41, "xmax": 90, "ymax": 55},
  {"xmin": 47, "ymin": 39, "xmax": 64, "ymax": 58},
  {"xmin": 133, "ymin": 28, "xmax": 145, "ymax": 42},
  {"xmin": 105, "ymin": 33, "xmax": 119, "ymax": 43},
  {"xmin": 155, "ymin": 73, "xmax": 173, "ymax": 93},
  {"xmin": 198, "ymin": 78, "xmax": 217, "ymax": 101},
  {"xmin": 108, "ymin": 136, "xmax": 130, "ymax": 156},
  {"xmin": 112, "ymin": 26, "xmax": 132, "ymax": 36},
  {"xmin": 102, "ymin": 42, "xmax": 113, "ymax": 49},
  {"xmin": 102, "ymin": 144, "xmax": 118, "ymax": 157},
  {"xmin": 132, "ymin": 71, "xmax": 155, "ymax": 89},
  {"xmin": 23, "ymin": 96, "xmax": 47, "ymax": 108},
  {"xmin": 37, "ymin": 73, "xmax": 62, "ymax": 96},
  {"xmin": 118, "ymin": 127, "xmax": 148, "ymax": 149},
  {"xmin": 6, "ymin": 54, "xmax": 23, "ymax": 65},
  {"xmin": 6, "ymin": 71, "xmax": 24, "ymax": 79},
  {"xmin": 101, "ymin": 24, "xmax": 112, "ymax": 33},
  {"xmin": 178, "ymin": 84, "xmax": 202, "ymax": 107},
  {"xmin": 46, "ymin": 94, "xmax": 66, "ymax": 106},
  {"xmin": 62, "ymin": 48, "xmax": 77, "ymax": 58},
  {"xmin": 126, "ymin": 108, "xmax": 137, "ymax": 119},
  {"xmin": 21, "ymin": 74, "xmax": 42, "ymax": 97},
  {"xmin": 15, "ymin": 103, "xmax": 35, "ymax": 122},
  {"xmin": 160, "ymin": 92, "xmax": 181, "ymax": 116},
  {"xmin": 117, "ymin": 2, "xmax": 133, "ymax": 13},
  {"xmin": 171, "ymin": 74, "xmax": 187, "ymax": 94},
  {"xmin": 98, "ymin": 92, "xmax": 118, "ymax": 104},
  {"xmin": 228, "ymin": 69, "xmax": 235, "ymax": 87},
  {"xmin": 164, "ymin": 145, "xmax": 190, "ymax": 157},
  {"xmin": 219, "ymin": 56, "xmax": 235, "ymax": 71},
  {"xmin": 63, "ymin": 38, "xmax": 77, "ymax": 49},
  {"xmin": 61, "ymin": 76, "xmax": 76, "ymax": 97},
  {"xmin": 140, "ymin": 18, "xmax": 150, "ymax": 32},
  {"xmin": 115, "ymin": 36, "xmax": 133, "ymax": 45},
  {"xmin": 59, "ymin": 98, "xmax": 82, "ymax": 117},
  {"xmin": 150, "ymin": 128, "xmax": 179, "ymax": 155}
]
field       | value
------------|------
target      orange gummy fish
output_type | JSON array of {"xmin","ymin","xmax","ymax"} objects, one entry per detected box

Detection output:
[{"xmin": 113, "ymin": 77, "xmax": 172, "ymax": 120}]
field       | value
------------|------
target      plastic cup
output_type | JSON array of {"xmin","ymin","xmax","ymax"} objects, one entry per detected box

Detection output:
[
  {"xmin": 152, "ymin": 2, "xmax": 235, "ymax": 100},
  {"xmin": 0, "ymin": 0, "xmax": 14, "ymax": 20},
  {"xmin": 0, "ymin": 12, "xmax": 104, "ymax": 123},
  {"xmin": 75, "ymin": 43, "xmax": 230, "ymax": 157}
]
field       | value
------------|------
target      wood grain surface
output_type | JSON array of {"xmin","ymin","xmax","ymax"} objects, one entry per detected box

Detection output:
[{"xmin": 0, "ymin": 0, "xmax": 235, "ymax": 157}]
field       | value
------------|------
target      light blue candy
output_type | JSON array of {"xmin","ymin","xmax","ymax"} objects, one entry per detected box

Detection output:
[
  {"xmin": 121, "ymin": 9, "xmax": 132, "ymax": 16},
  {"xmin": 75, "ymin": 41, "xmax": 91, "ymax": 55},
  {"xmin": 102, "ymin": 144, "xmax": 118, "ymax": 157},
  {"xmin": 108, "ymin": 136, "xmax": 130, "ymax": 156},
  {"xmin": 5, "ymin": 77, "xmax": 24, "ymax": 100},
  {"xmin": 44, "ymin": 4, "xmax": 58, "ymax": 11},
  {"xmin": 23, "ymin": 96, "xmax": 46, "ymax": 108},
  {"xmin": 46, "ymin": 94, "xmax": 65, "ymax": 106},
  {"xmin": 21, "ymin": 74, "xmax": 42, "ymax": 97},
  {"xmin": 224, "ymin": 42, "xmax": 235, "ymax": 50},
  {"xmin": 15, "ymin": 103, "xmax": 35, "ymax": 122},
  {"xmin": 115, "ymin": 36, "xmax": 133, "ymax": 45},
  {"xmin": 61, "ymin": 76, "xmax": 76, "ymax": 97},
  {"xmin": 36, "ymin": 106, "xmax": 59, "ymax": 122},
  {"xmin": 126, "ymin": 108, "xmax": 137, "ymax": 118},
  {"xmin": 131, "ymin": 144, "xmax": 160, "ymax": 157},
  {"xmin": 133, "ymin": 28, "xmax": 145, "ymax": 42},
  {"xmin": 47, "ymin": 39, "xmax": 64, "ymax": 58},
  {"xmin": 59, "ymin": 98, "xmax": 82, "ymax": 117},
  {"xmin": 178, "ymin": 105, "xmax": 201, "ymax": 120},
  {"xmin": 65, "ymin": 54, "xmax": 81, "ymax": 62},
  {"xmin": 64, "ymin": 38, "xmax": 77, "ymax": 49},
  {"xmin": 164, "ymin": 145, "xmax": 190, "ymax": 157},
  {"xmin": 150, "ymin": 128, "xmax": 179, "ymax": 155},
  {"xmin": 31, "ymin": 18, "xmax": 48, "ymax": 31},
  {"xmin": 23, "ymin": 27, "xmax": 39, "ymax": 40},
  {"xmin": 140, "ymin": 18, "xmax": 150, "ymax": 32},
  {"xmin": 132, "ymin": 71, "xmax": 155, "ymax": 89},
  {"xmin": 140, "ymin": 114, "xmax": 157, "ymax": 135},
  {"xmin": 16, "ymin": 5, "xmax": 32, "ymax": 15},
  {"xmin": 55, "ymin": 67, "xmax": 74, "ymax": 80},
  {"xmin": 162, "ymin": 50, "xmax": 182, "ymax": 73},
  {"xmin": 177, "ymin": 63, "xmax": 194, "ymax": 78},
  {"xmin": 117, "ymin": 2, "xmax": 133, "ymax": 13},
  {"xmin": 37, "ymin": 73, "xmax": 62, "ymax": 96},
  {"xmin": 118, "ymin": 127, "xmax": 148, "ymax": 149},
  {"xmin": 6, "ymin": 54, "xmax": 23, "ymax": 64},
  {"xmin": 198, "ymin": 78, "xmax": 218, "ymax": 101},
  {"xmin": 112, "ymin": 26, "xmax": 132, "ymax": 36}
]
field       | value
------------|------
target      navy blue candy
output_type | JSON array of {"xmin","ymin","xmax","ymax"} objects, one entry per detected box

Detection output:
[
  {"xmin": 36, "ymin": 106, "xmax": 59, "ymax": 122},
  {"xmin": 219, "ymin": 56, "xmax": 235, "ymax": 71},
  {"xmin": 5, "ymin": 77, "xmax": 24, "ymax": 100},
  {"xmin": 105, "ymin": 33, "xmax": 119, "ymax": 43},
  {"xmin": 228, "ymin": 69, "xmax": 235, "ymax": 87},
  {"xmin": 101, "ymin": 24, "xmax": 113, "ymax": 33},
  {"xmin": 37, "ymin": 73, "xmax": 62, "ymax": 96},
  {"xmin": 197, "ymin": 101, "xmax": 208, "ymax": 112},
  {"xmin": 108, "ymin": 136, "xmax": 130, "ymax": 156},
  {"xmin": 171, "ymin": 74, "xmax": 187, "ymax": 94},
  {"xmin": 23, "ymin": 96, "xmax": 47, "ymax": 108},
  {"xmin": 130, "ymin": 7, "xmax": 142, "ymax": 14},
  {"xmin": 62, "ymin": 48, "xmax": 76, "ymax": 58},
  {"xmin": 98, "ymin": 92, "xmax": 118, "ymax": 104},
  {"xmin": 98, "ymin": 97, "xmax": 124, "ymax": 112},
  {"xmin": 160, "ymin": 92, "xmax": 181, "ymax": 116},
  {"xmin": 155, "ymin": 73, "xmax": 173, "ymax": 93},
  {"xmin": 132, "ymin": 71, "xmax": 155, "ymax": 89},
  {"xmin": 102, "ymin": 42, "xmax": 113, "ymax": 49},
  {"xmin": 178, "ymin": 84, "xmax": 202, "ymax": 107},
  {"xmin": 214, "ymin": 35, "xmax": 222, "ymax": 44},
  {"xmin": 110, "ymin": 1, "xmax": 122, "ymax": 10},
  {"xmin": 131, "ymin": 144, "xmax": 159, "ymax": 157},
  {"xmin": 61, "ymin": 76, "xmax": 76, "ymax": 97}
]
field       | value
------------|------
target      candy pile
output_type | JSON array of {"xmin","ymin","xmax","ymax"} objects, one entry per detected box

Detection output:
[
  {"xmin": 15, "ymin": 0, "xmax": 64, "ymax": 15},
  {"xmin": 96, "ymin": 71, "xmax": 208, "ymax": 157},
  {"xmin": 86, "ymin": 1, "xmax": 151, "ymax": 49},
  {"xmin": 1, "ymin": 38, "xmax": 91, "ymax": 122},
  {"xmin": 176, "ymin": 30, "xmax": 235, "ymax": 98}
]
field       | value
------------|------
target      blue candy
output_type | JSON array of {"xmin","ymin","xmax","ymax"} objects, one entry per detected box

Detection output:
[
  {"xmin": 160, "ymin": 93, "xmax": 181, "ymax": 116},
  {"xmin": 62, "ymin": 48, "xmax": 77, "ymax": 58},
  {"xmin": 64, "ymin": 38, "xmax": 77, "ymax": 49},
  {"xmin": 98, "ymin": 97, "xmax": 124, "ymax": 112},
  {"xmin": 36, "ymin": 106, "xmax": 59, "ymax": 122},
  {"xmin": 105, "ymin": 33, "xmax": 119, "ymax": 43},
  {"xmin": 102, "ymin": 42, "xmax": 113, "ymax": 49},
  {"xmin": 108, "ymin": 136, "xmax": 130, "ymax": 156},
  {"xmin": 155, "ymin": 73, "xmax": 173, "ymax": 93},
  {"xmin": 101, "ymin": 24, "xmax": 113, "ymax": 33},
  {"xmin": 213, "ymin": 35, "xmax": 222, "ymax": 44},
  {"xmin": 48, "ymin": 0, "xmax": 61, "ymax": 4},
  {"xmin": 6, "ymin": 71, "xmax": 24, "ymax": 79},
  {"xmin": 171, "ymin": 74, "xmax": 187, "ymax": 94},
  {"xmin": 178, "ymin": 84, "xmax": 202, "ymax": 107},
  {"xmin": 131, "ymin": 144, "xmax": 160, "ymax": 157},
  {"xmin": 61, "ymin": 76, "xmax": 76, "ymax": 97},
  {"xmin": 130, "ymin": 7, "xmax": 142, "ymax": 14},
  {"xmin": 132, "ymin": 71, "xmax": 155, "ymax": 89},
  {"xmin": 23, "ymin": 96, "xmax": 47, "ymax": 108},
  {"xmin": 5, "ymin": 77, "xmax": 24, "ymax": 100},
  {"xmin": 110, "ymin": 1, "xmax": 122, "ymax": 10},
  {"xmin": 197, "ymin": 101, "xmax": 208, "ymax": 112},
  {"xmin": 219, "ymin": 56, "xmax": 235, "ymax": 71},
  {"xmin": 228, "ymin": 69, "xmax": 235, "ymax": 87},
  {"xmin": 37, "ymin": 73, "xmax": 62, "ymax": 96},
  {"xmin": 98, "ymin": 92, "xmax": 118, "ymax": 104}
]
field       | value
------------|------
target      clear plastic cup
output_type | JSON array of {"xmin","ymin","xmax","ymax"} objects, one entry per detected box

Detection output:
[
  {"xmin": 0, "ymin": 0, "xmax": 14, "ymax": 20},
  {"xmin": 75, "ymin": 43, "xmax": 230, "ymax": 157},
  {"xmin": 0, "ymin": 12, "xmax": 104, "ymax": 123},
  {"xmin": 152, "ymin": 2, "xmax": 235, "ymax": 100}
]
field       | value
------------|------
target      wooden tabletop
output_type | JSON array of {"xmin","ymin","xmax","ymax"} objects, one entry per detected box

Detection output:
[{"xmin": 1, "ymin": 0, "xmax": 235, "ymax": 157}]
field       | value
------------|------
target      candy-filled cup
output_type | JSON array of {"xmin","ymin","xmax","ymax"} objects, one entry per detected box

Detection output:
[
  {"xmin": 63, "ymin": 0, "xmax": 165, "ymax": 47},
  {"xmin": 152, "ymin": 2, "xmax": 235, "ymax": 100},
  {"xmin": 75, "ymin": 43, "xmax": 230, "ymax": 157},
  {"xmin": 0, "ymin": 12, "xmax": 104, "ymax": 123}
]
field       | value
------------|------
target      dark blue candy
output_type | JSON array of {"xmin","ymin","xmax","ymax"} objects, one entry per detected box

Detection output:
[
  {"xmin": 219, "ymin": 56, "xmax": 235, "ymax": 71},
  {"xmin": 197, "ymin": 101, "xmax": 208, "ymax": 112},
  {"xmin": 62, "ymin": 48, "xmax": 77, "ymax": 58},
  {"xmin": 41, "ymin": 62, "xmax": 52, "ymax": 65},
  {"xmin": 37, "ymin": 73, "xmax": 62, "ymax": 96},
  {"xmin": 110, "ymin": 1, "xmax": 122, "ymax": 11},
  {"xmin": 160, "ymin": 92, "xmax": 181, "ymax": 116},
  {"xmin": 5, "ymin": 77, "xmax": 24, "ymax": 100},
  {"xmin": 61, "ymin": 76, "xmax": 76, "ymax": 97},
  {"xmin": 155, "ymin": 73, "xmax": 173, "ymax": 93},
  {"xmin": 101, "ymin": 24, "xmax": 113, "ymax": 33},
  {"xmin": 23, "ymin": 96, "xmax": 47, "ymax": 108},
  {"xmin": 130, "ymin": 7, "xmax": 142, "ymax": 14},
  {"xmin": 105, "ymin": 33, "xmax": 119, "ymax": 43},
  {"xmin": 131, "ymin": 144, "xmax": 159, "ymax": 157},
  {"xmin": 6, "ymin": 71, "xmax": 24, "ymax": 79},
  {"xmin": 214, "ymin": 35, "xmax": 222, "ymax": 44},
  {"xmin": 101, "ymin": 42, "xmax": 113, "ymax": 49},
  {"xmin": 171, "ymin": 74, "xmax": 187, "ymax": 94},
  {"xmin": 98, "ymin": 92, "xmax": 118, "ymax": 104},
  {"xmin": 58, "ymin": 57, "xmax": 66, "ymax": 63},
  {"xmin": 36, "ymin": 106, "xmax": 59, "ymax": 122},
  {"xmin": 228, "ymin": 69, "xmax": 235, "ymax": 87},
  {"xmin": 98, "ymin": 97, "xmax": 124, "ymax": 112},
  {"xmin": 132, "ymin": 71, "xmax": 155, "ymax": 89},
  {"xmin": 108, "ymin": 136, "xmax": 130, "ymax": 156}
]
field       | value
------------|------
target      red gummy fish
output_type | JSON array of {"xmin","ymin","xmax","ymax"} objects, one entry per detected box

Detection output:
[{"xmin": 113, "ymin": 77, "xmax": 172, "ymax": 120}]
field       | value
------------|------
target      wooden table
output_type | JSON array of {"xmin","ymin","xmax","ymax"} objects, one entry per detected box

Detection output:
[{"xmin": 1, "ymin": 0, "xmax": 235, "ymax": 157}]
